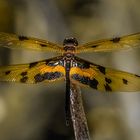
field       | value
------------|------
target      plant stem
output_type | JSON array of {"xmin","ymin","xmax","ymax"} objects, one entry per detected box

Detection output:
[{"xmin": 70, "ymin": 83, "xmax": 90, "ymax": 140}]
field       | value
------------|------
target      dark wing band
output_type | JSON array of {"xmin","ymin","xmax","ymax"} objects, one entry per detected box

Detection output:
[
  {"xmin": 70, "ymin": 57, "xmax": 140, "ymax": 92},
  {"xmin": 0, "ymin": 56, "xmax": 65, "ymax": 84}
]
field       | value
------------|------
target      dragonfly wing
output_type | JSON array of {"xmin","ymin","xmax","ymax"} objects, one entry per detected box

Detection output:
[
  {"xmin": 0, "ymin": 32, "xmax": 63, "ymax": 53},
  {"xmin": 0, "ymin": 56, "xmax": 65, "ymax": 84},
  {"xmin": 76, "ymin": 33, "xmax": 140, "ymax": 53},
  {"xmin": 70, "ymin": 57, "xmax": 140, "ymax": 92}
]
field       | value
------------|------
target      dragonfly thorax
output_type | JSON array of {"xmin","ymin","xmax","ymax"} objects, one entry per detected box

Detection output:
[
  {"xmin": 63, "ymin": 37, "xmax": 78, "ymax": 56},
  {"xmin": 64, "ymin": 52, "xmax": 75, "ymax": 59}
]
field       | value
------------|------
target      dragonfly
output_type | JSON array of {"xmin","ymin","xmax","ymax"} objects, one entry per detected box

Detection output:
[{"xmin": 0, "ymin": 32, "xmax": 140, "ymax": 123}]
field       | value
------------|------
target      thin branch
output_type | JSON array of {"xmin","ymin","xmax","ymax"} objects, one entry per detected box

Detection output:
[{"xmin": 70, "ymin": 83, "xmax": 90, "ymax": 140}]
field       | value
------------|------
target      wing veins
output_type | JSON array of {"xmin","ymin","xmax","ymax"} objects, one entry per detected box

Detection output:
[
  {"xmin": 0, "ymin": 32, "xmax": 64, "ymax": 53},
  {"xmin": 76, "ymin": 33, "xmax": 140, "ymax": 53},
  {"xmin": 70, "ymin": 57, "xmax": 140, "ymax": 92},
  {"xmin": 0, "ymin": 56, "xmax": 65, "ymax": 84}
]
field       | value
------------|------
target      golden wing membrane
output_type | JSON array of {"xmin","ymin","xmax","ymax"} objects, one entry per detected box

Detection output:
[
  {"xmin": 70, "ymin": 57, "xmax": 140, "ymax": 92},
  {"xmin": 0, "ymin": 56, "xmax": 65, "ymax": 84},
  {"xmin": 76, "ymin": 33, "xmax": 140, "ymax": 53},
  {"xmin": 0, "ymin": 32, "xmax": 63, "ymax": 53}
]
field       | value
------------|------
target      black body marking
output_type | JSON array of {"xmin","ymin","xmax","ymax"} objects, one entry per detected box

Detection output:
[
  {"xmin": 92, "ymin": 45, "xmax": 98, "ymax": 48},
  {"xmin": 5, "ymin": 71, "xmax": 11, "ymax": 75},
  {"xmin": 104, "ymin": 84, "xmax": 112, "ymax": 91},
  {"xmin": 65, "ymin": 62, "xmax": 71, "ymax": 126},
  {"xmin": 20, "ymin": 76, "xmax": 28, "ymax": 83},
  {"xmin": 90, "ymin": 78, "xmax": 99, "ymax": 89},
  {"xmin": 45, "ymin": 60, "xmax": 50, "ymax": 65},
  {"xmin": 40, "ymin": 44, "xmax": 47, "ymax": 47},
  {"xmin": 72, "ymin": 74, "xmax": 99, "ymax": 90},
  {"xmin": 43, "ymin": 72, "xmax": 62, "ymax": 80},
  {"xmin": 21, "ymin": 71, "xmax": 27, "ymax": 76},
  {"xmin": 97, "ymin": 66, "xmax": 106, "ymax": 74},
  {"xmin": 18, "ymin": 36, "xmax": 29, "ymax": 41},
  {"xmin": 80, "ymin": 76, "xmax": 89, "ymax": 84},
  {"xmin": 105, "ymin": 77, "xmax": 112, "ymax": 84},
  {"xmin": 34, "ymin": 74, "xmax": 44, "ymax": 83},
  {"xmin": 78, "ymin": 61, "xmax": 90, "ymax": 69},
  {"xmin": 111, "ymin": 37, "xmax": 120, "ymax": 43},
  {"xmin": 29, "ymin": 62, "xmax": 38, "ymax": 68},
  {"xmin": 75, "ymin": 57, "xmax": 90, "ymax": 69},
  {"xmin": 122, "ymin": 78, "xmax": 128, "ymax": 84},
  {"xmin": 135, "ymin": 74, "xmax": 140, "ymax": 78},
  {"xmin": 72, "ymin": 74, "xmax": 89, "ymax": 85},
  {"xmin": 71, "ymin": 74, "xmax": 81, "ymax": 81},
  {"xmin": 34, "ymin": 72, "xmax": 62, "ymax": 83}
]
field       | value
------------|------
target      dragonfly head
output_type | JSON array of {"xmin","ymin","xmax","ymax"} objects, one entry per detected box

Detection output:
[{"xmin": 63, "ymin": 37, "xmax": 78, "ymax": 46}]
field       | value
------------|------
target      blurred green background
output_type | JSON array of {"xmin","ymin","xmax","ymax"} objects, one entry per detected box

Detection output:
[{"xmin": 0, "ymin": 0, "xmax": 140, "ymax": 140}]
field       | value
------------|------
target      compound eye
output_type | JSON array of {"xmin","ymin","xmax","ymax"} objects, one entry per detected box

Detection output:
[{"xmin": 63, "ymin": 37, "xmax": 78, "ymax": 46}]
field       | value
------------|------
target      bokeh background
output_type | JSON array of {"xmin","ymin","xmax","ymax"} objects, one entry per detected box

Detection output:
[{"xmin": 0, "ymin": 0, "xmax": 140, "ymax": 140}]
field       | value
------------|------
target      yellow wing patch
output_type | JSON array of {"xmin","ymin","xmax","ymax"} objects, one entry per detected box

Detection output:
[
  {"xmin": 70, "ymin": 67, "xmax": 97, "ymax": 78},
  {"xmin": 0, "ymin": 32, "xmax": 63, "ymax": 53},
  {"xmin": 70, "ymin": 57, "xmax": 140, "ymax": 92},
  {"xmin": 0, "ymin": 57, "xmax": 65, "ymax": 84},
  {"xmin": 76, "ymin": 33, "xmax": 140, "ymax": 53}
]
